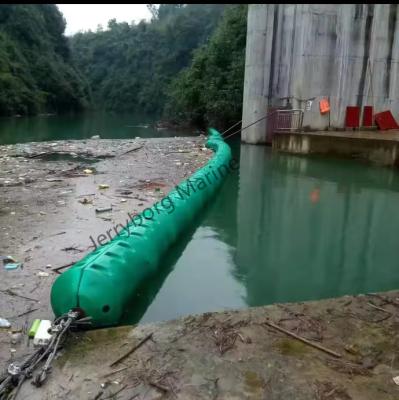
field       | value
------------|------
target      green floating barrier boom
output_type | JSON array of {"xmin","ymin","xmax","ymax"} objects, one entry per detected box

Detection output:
[{"xmin": 51, "ymin": 128, "xmax": 233, "ymax": 327}]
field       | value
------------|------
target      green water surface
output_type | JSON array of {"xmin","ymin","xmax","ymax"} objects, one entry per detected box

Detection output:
[
  {"xmin": 0, "ymin": 112, "xmax": 196, "ymax": 145},
  {"xmin": 1, "ymin": 115, "xmax": 398, "ymax": 324},
  {"xmin": 130, "ymin": 141, "xmax": 399, "ymax": 324}
]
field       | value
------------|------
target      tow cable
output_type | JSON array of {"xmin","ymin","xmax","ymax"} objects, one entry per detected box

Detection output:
[{"xmin": 0, "ymin": 310, "xmax": 91, "ymax": 399}]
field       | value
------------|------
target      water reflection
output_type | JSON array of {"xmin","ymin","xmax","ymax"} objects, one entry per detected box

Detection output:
[
  {"xmin": 0, "ymin": 112, "xmax": 197, "ymax": 145},
  {"xmin": 125, "ymin": 140, "xmax": 399, "ymax": 324},
  {"xmin": 236, "ymin": 145, "xmax": 399, "ymax": 306}
]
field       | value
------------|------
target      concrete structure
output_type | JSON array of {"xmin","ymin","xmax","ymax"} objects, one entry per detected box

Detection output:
[
  {"xmin": 273, "ymin": 130, "xmax": 399, "ymax": 166},
  {"xmin": 242, "ymin": 4, "xmax": 399, "ymax": 143}
]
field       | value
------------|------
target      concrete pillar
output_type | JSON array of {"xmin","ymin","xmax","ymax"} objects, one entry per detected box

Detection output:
[
  {"xmin": 242, "ymin": 4, "xmax": 399, "ymax": 139},
  {"xmin": 241, "ymin": 5, "xmax": 274, "ymax": 144}
]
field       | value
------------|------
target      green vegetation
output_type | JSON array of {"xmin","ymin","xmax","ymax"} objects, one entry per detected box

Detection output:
[
  {"xmin": 166, "ymin": 5, "xmax": 247, "ymax": 128},
  {"xmin": 71, "ymin": 4, "xmax": 227, "ymax": 115},
  {"xmin": 0, "ymin": 5, "xmax": 89, "ymax": 116},
  {"xmin": 0, "ymin": 4, "xmax": 247, "ymax": 128}
]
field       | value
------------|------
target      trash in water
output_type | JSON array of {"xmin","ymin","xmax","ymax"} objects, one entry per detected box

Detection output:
[
  {"xmin": 2, "ymin": 256, "xmax": 22, "ymax": 270},
  {"xmin": 91, "ymin": 135, "xmax": 100, "ymax": 139},
  {"xmin": 120, "ymin": 199, "xmax": 127, "ymax": 203},
  {"xmin": 394, "ymin": 376, "xmax": 399, "ymax": 385},
  {"xmin": 1, "ymin": 255, "xmax": 16, "ymax": 263},
  {"xmin": 4, "ymin": 263, "xmax": 22, "ymax": 271},
  {"xmin": 96, "ymin": 207, "xmax": 113, "ymax": 213},
  {"xmin": 79, "ymin": 198, "xmax": 93, "ymax": 205},
  {"xmin": 0, "ymin": 318, "xmax": 11, "ymax": 328},
  {"xmin": 29, "ymin": 319, "xmax": 41, "ymax": 338},
  {"xmin": 45, "ymin": 178, "xmax": 63, "ymax": 182},
  {"xmin": 37, "ymin": 271, "xmax": 50, "ymax": 277},
  {"xmin": 84, "ymin": 169, "xmax": 93, "ymax": 174},
  {"xmin": 98, "ymin": 184, "xmax": 110, "ymax": 189}
]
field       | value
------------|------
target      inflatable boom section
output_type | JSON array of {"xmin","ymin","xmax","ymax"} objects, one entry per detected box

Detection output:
[{"xmin": 51, "ymin": 128, "xmax": 232, "ymax": 327}]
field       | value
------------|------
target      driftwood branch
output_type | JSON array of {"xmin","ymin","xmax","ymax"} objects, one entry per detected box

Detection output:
[
  {"xmin": 121, "ymin": 145, "xmax": 144, "ymax": 156},
  {"xmin": 0, "ymin": 289, "xmax": 38, "ymax": 302},
  {"xmin": 264, "ymin": 320, "xmax": 342, "ymax": 358},
  {"xmin": 52, "ymin": 262, "xmax": 75, "ymax": 274},
  {"xmin": 109, "ymin": 332, "xmax": 153, "ymax": 367},
  {"xmin": 367, "ymin": 302, "xmax": 393, "ymax": 315}
]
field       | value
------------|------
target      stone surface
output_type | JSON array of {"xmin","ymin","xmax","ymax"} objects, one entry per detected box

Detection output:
[{"xmin": 13, "ymin": 291, "xmax": 399, "ymax": 399}]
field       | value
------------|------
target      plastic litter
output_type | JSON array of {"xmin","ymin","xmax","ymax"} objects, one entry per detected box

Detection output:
[
  {"xmin": 79, "ymin": 197, "xmax": 93, "ymax": 205},
  {"xmin": 33, "ymin": 320, "xmax": 52, "ymax": 346},
  {"xmin": 4, "ymin": 263, "xmax": 23, "ymax": 270},
  {"xmin": 1, "ymin": 255, "xmax": 16, "ymax": 263},
  {"xmin": 29, "ymin": 319, "xmax": 41, "ymax": 338},
  {"xmin": 84, "ymin": 169, "xmax": 93, "ymax": 174},
  {"xmin": 37, "ymin": 271, "xmax": 50, "ymax": 277},
  {"xmin": 95, "ymin": 207, "xmax": 112, "ymax": 213},
  {"xmin": 2, "ymin": 256, "xmax": 22, "ymax": 270},
  {"xmin": 393, "ymin": 376, "xmax": 399, "ymax": 385},
  {"xmin": 0, "ymin": 318, "xmax": 11, "ymax": 328},
  {"xmin": 98, "ymin": 184, "xmax": 110, "ymax": 189}
]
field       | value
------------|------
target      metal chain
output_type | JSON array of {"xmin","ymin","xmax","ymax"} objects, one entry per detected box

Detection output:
[{"xmin": 0, "ymin": 310, "xmax": 84, "ymax": 400}]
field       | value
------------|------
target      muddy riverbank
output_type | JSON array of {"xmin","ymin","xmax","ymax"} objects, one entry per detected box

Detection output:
[
  {"xmin": 0, "ymin": 136, "xmax": 212, "ymax": 371},
  {"xmin": 13, "ymin": 290, "xmax": 399, "ymax": 399}
]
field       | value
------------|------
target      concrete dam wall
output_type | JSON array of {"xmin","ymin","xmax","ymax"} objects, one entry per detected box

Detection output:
[{"xmin": 242, "ymin": 4, "xmax": 399, "ymax": 143}]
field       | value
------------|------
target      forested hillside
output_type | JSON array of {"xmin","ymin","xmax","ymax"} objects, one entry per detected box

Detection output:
[
  {"xmin": 0, "ymin": 4, "xmax": 247, "ymax": 128},
  {"xmin": 70, "ymin": 4, "xmax": 227, "ymax": 115},
  {"xmin": 0, "ymin": 5, "xmax": 89, "ymax": 116},
  {"xmin": 165, "ymin": 5, "xmax": 247, "ymax": 128}
]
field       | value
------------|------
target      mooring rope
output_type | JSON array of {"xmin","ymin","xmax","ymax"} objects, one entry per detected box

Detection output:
[
  {"xmin": 221, "ymin": 113, "xmax": 270, "ymax": 141},
  {"xmin": 0, "ymin": 311, "xmax": 91, "ymax": 399}
]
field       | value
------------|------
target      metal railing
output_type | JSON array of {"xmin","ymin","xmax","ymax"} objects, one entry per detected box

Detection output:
[{"xmin": 266, "ymin": 109, "xmax": 304, "ymax": 142}]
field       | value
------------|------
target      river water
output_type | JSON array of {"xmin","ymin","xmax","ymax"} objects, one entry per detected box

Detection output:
[
  {"xmin": 130, "ymin": 139, "xmax": 399, "ymax": 324},
  {"xmin": 2, "ymin": 114, "xmax": 399, "ymax": 325},
  {"xmin": 0, "ymin": 112, "xmax": 196, "ymax": 145}
]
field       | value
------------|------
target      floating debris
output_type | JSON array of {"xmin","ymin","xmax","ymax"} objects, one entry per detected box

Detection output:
[
  {"xmin": 0, "ymin": 318, "xmax": 11, "ymax": 328},
  {"xmin": 98, "ymin": 184, "xmax": 110, "ymax": 190},
  {"xmin": 28, "ymin": 319, "xmax": 41, "ymax": 338},
  {"xmin": 37, "ymin": 271, "xmax": 50, "ymax": 277},
  {"xmin": 45, "ymin": 178, "xmax": 64, "ymax": 182},
  {"xmin": 95, "ymin": 207, "xmax": 113, "ymax": 213},
  {"xmin": 1, "ymin": 255, "xmax": 16, "ymax": 263},
  {"xmin": 79, "ymin": 198, "xmax": 93, "ymax": 205},
  {"xmin": 84, "ymin": 169, "xmax": 93, "ymax": 175},
  {"xmin": 2, "ymin": 256, "xmax": 22, "ymax": 270},
  {"xmin": 4, "ymin": 263, "xmax": 22, "ymax": 271}
]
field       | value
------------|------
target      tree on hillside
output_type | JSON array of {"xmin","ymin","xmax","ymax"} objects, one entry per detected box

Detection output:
[
  {"xmin": 70, "ymin": 4, "xmax": 227, "ymax": 114},
  {"xmin": 0, "ymin": 4, "xmax": 89, "ymax": 116},
  {"xmin": 165, "ymin": 4, "xmax": 247, "ymax": 129}
]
